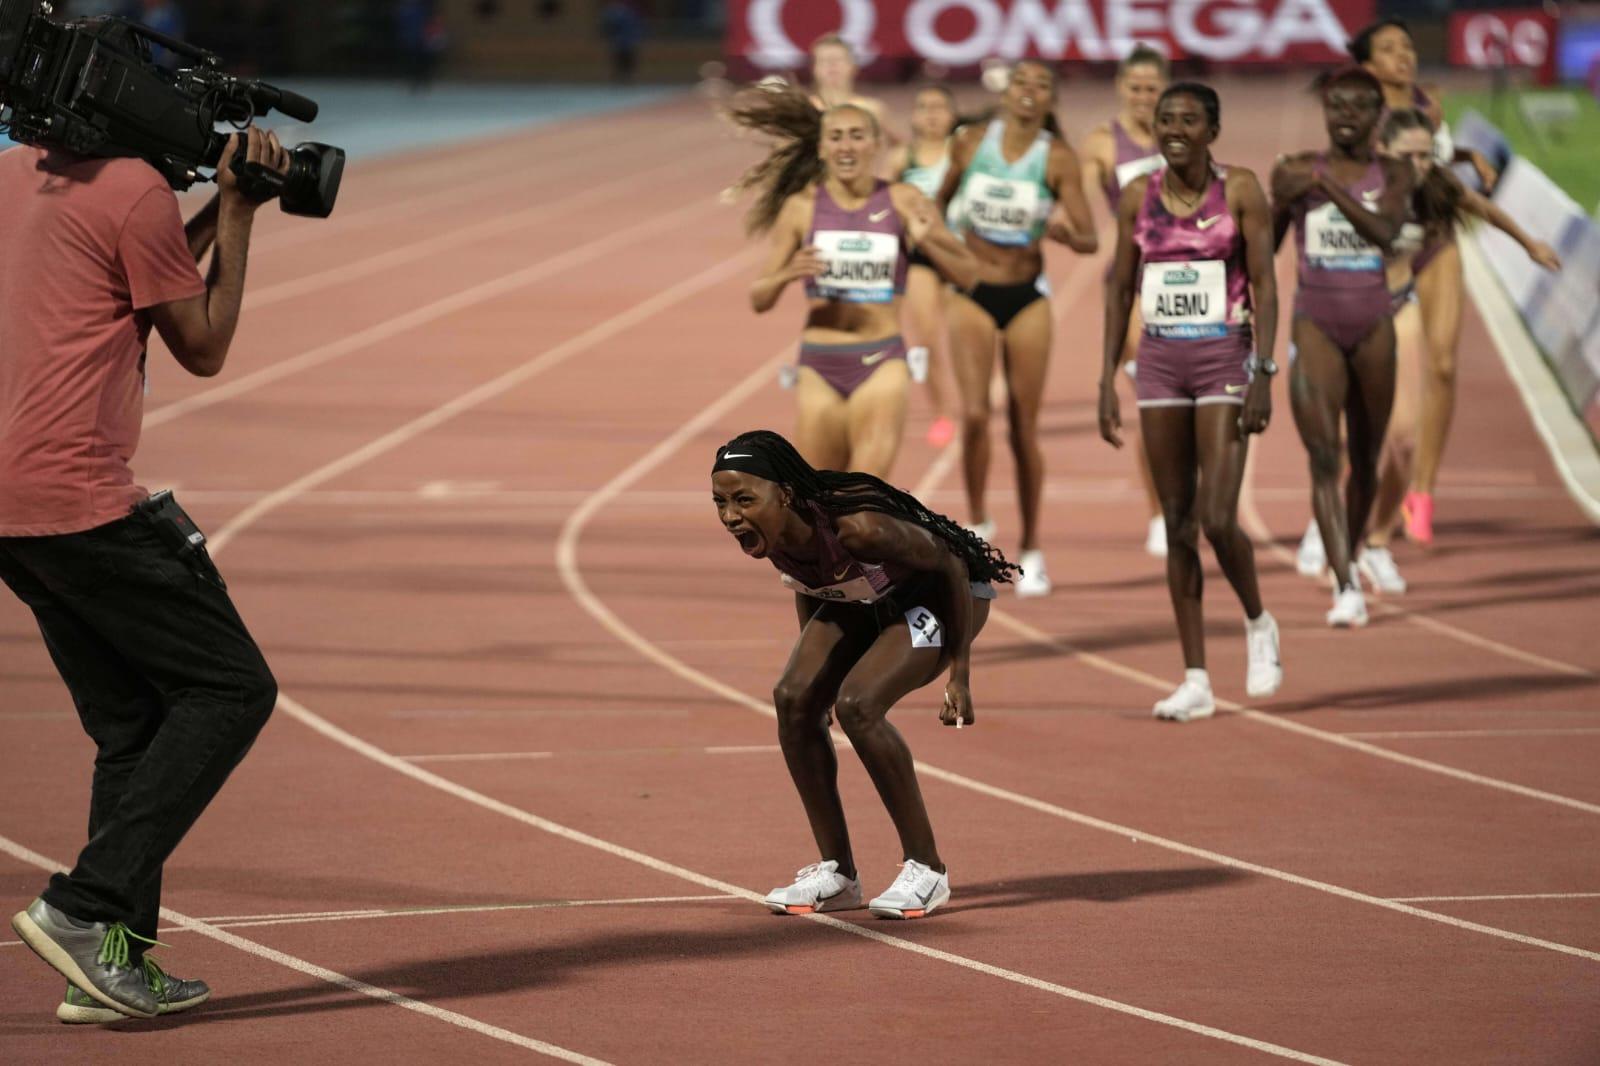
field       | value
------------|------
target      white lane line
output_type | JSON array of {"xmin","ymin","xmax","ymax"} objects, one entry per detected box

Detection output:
[
  {"xmin": 988, "ymin": 609, "xmax": 1600, "ymax": 817},
  {"xmin": 0, "ymin": 896, "xmax": 741, "ymax": 948},
  {"xmin": 237, "ymin": 152, "xmax": 717, "ymax": 315},
  {"xmin": 1343, "ymin": 728, "xmax": 1600, "ymax": 739},
  {"xmin": 403, "ymin": 751, "xmax": 556, "ymax": 763},
  {"xmin": 272, "ymin": 692, "xmax": 1347, "ymax": 1065},
  {"xmin": 148, "ymin": 196, "xmax": 734, "ymax": 433},
  {"xmin": 549, "ymin": 317, "xmax": 1600, "ymax": 965},
  {"xmin": 0, "ymin": 834, "xmax": 610, "ymax": 1064},
  {"xmin": 206, "ymin": 245, "xmax": 756, "ymax": 554},
  {"xmin": 402, "ymin": 746, "xmax": 811, "ymax": 762},
  {"xmin": 1390, "ymin": 892, "xmax": 1600, "ymax": 903},
  {"xmin": 248, "ymin": 107, "xmax": 699, "ymax": 256}
]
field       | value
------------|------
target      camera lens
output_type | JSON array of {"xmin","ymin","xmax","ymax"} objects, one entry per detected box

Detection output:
[{"xmin": 279, "ymin": 142, "xmax": 345, "ymax": 219}]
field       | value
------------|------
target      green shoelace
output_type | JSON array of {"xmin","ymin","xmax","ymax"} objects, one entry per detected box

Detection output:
[{"xmin": 95, "ymin": 924, "xmax": 166, "ymax": 973}]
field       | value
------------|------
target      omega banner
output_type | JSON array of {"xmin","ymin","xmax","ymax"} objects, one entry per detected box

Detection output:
[
  {"xmin": 727, "ymin": 0, "xmax": 1377, "ymax": 70},
  {"xmin": 1447, "ymin": 9, "xmax": 1558, "ymax": 85}
]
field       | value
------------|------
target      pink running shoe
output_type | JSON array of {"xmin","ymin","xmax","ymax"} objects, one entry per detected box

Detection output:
[
  {"xmin": 926, "ymin": 416, "xmax": 955, "ymax": 449},
  {"xmin": 1402, "ymin": 491, "xmax": 1434, "ymax": 547}
]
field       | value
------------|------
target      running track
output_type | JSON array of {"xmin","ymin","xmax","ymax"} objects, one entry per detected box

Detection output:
[{"xmin": 2, "ymin": 79, "xmax": 1597, "ymax": 1064}]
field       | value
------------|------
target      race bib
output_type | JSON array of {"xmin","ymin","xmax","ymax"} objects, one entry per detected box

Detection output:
[
  {"xmin": 966, "ymin": 176, "xmax": 1041, "ymax": 245},
  {"xmin": 905, "ymin": 606, "xmax": 944, "ymax": 648},
  {"xmin": 1115, "ymin": 153, "xmax": 1163, "ymax": 192},
  {"xmin": 1140, "ymin": 260, "xmax": 1228, "ymax": 339},
  {"xmin": 812, "ymin": 229, "xmax": 899, "ymax": 303},
  {"xmin": 1306, "ymin": 201, "xmax": 1382, "ymax": 272}
]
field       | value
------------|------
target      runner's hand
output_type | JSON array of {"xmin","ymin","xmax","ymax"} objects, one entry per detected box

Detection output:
[
  {"xmin": 1271, "ymin": 155, "xmax": 1317, "ymax": 204},
  {"xmin": 904, "ymin": 193, "xmax": 937, "ymax": 245},
  {"xmin": 1098, "ymin": 380, "xmax": 1123, "ymax": 448},
  {"xmin": 1045, "ymin": 202, "xmax": 1077, "ymax": 245},
  {"xmin": 940, "ymin": 680, "xmax": 974, "ymax": 727},
  {"xmin": 1528, "ymin": 241, "xmax": 1561, "ymax": 272},
  {"xmin": 784, "ymin": 246, "xmax": 826, "ymax": 283}
]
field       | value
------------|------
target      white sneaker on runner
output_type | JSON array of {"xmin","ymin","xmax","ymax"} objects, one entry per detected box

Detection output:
[
  {"xmin": 1296, "ymin": 518, "xmax": 1326, "ymax": 578},
  {"xmin": 1015, "ymin": 549, "xmax": 1052, "ymax": 598},
  {"xmin": 1326, "ymin": 585, "xmax": 1369, "ymax": 628},
  {"xmin": 1357, "ymin": 546, "xmax": 1407, "ymax": 595},
  {"xmin": 1145, "ymin": 516, "xmax": 1167, "ymax": 559},
  {"xmin": 868, "ymin": 860, "xmax": 950, "ymax": 920},
  {"xmin": 1244, "ymin": 612, "xmax": 1283, "ymax": 699},
  {"xmin": 1153, "ymin": 671, "xmax": 1215, "ymax": 722},
  {"xmin": 762, "ymin": 860, "xmax": 862, "ymax": 915},
  {"xmin": 964, "ymin": 519, "xmax": 996, "ymax": 543}
]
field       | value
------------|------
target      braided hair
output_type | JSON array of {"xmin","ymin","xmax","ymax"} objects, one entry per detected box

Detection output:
[{"xmin": 713, "ymin": 430, "xmax": 1021, "ymax": 585}]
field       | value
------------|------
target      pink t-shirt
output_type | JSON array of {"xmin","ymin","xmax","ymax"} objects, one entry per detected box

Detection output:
[{"xmin": 0, "ymin": 146, "xmax": 204, "ymax": 536}]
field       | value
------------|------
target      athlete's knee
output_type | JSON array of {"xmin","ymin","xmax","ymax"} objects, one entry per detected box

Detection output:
[
  {"xmin": 773, "ymin": 678, "xmax": 827, "ymax": 732},
  {"xmin": 1162, "ymin": 508, "xmax": 1198, "ymax": 549},
  {"xmin": 1427, "ymin": 347, "xmax": 1457, "ymax": 385},
  {"xmin": 1199, "ymin": 506, "xmax": 1239, "ymax": 547},
  {"xmin": 1305, "ymin": 440, "xmax": 1342, "ymax": 482},
  {"xmin": 832, "ymin": 690, "xmax": 886, "ymax": 738}
]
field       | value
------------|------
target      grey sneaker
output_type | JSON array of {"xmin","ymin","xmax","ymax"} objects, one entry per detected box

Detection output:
[
  {"xmin": 12, "ymin": 898, "xmax": 158, "ymax": 1019},
  {"xmin": 58, "ymin": 956, "xmax": 211, "ymax": 1024}
]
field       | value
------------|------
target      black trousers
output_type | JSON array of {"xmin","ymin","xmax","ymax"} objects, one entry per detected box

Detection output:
[{"xmin": 0, "ymin": 506, "xmax": 276, "ymax": 955}]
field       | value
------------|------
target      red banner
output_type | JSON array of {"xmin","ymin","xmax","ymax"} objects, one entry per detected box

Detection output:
[
  {"xmin": 1448, "ymin": 9, "xmax": 1557, "ymax": 85},
  {"xmin": 727, "ymin": 0, "xmax": 1377, "ymax": 71}
]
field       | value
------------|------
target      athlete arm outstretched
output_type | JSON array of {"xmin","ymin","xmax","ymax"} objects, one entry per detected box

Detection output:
[
  {"xmin": 1460, "ymin": 185, "xmax": 1562, "ymax": 270},
  {"xmin": 1098, "ymin": 178, "xmax": 1144, "ymax": 449},
  {"xmin": 1233, "ymin": 167, "xmax": 1278, "ymax": 438},
  {"xmin": 835, "ymin": 512, "xmax": 977, "ymax": 727},
  {"xmin": 1046, "ymin": 140, "xmax": 1098, "ymax": 253},
  {"xmin": 891, "ymin": 184, "xmax": 978, "ymax": 291},
  {"xmin": 750, "ymin": 196, "xmax": 822, "ymax": 314}
]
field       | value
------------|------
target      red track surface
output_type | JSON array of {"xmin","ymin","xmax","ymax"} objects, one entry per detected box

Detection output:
[{"xmin": 2, "ymin": 81, "xmax": 1597, "ymax": 1064}]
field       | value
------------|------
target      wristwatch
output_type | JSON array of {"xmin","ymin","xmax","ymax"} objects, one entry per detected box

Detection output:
[{"xmin": 1248, "ymin": 355, "xmax": 1278, "ymax": 377}]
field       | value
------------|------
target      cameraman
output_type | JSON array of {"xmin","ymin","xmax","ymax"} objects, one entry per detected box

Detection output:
[{"xmin": 1, "ymin": 128, "xmax": 287, "ymax": 1022}]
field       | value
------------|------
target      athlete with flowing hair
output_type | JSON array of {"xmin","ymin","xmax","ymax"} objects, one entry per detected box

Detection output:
[{"xmin": 727, "ymin": 82, "xmax": 976, "ymax": 478}]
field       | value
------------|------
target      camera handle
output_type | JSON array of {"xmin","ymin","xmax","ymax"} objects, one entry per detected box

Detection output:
[{"xmin": 227, "ymin": 147, "xmax": 284, "ymax": 204}]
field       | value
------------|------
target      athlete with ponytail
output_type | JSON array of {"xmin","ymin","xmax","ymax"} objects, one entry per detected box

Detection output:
[
  {"xmin": 711, "ymin": 430, "xmax": 1017, "ymax": 919},
  {"xmin": 1359, "ymin": 108, "xmax": 1560, "ymax": 592},
  {"xmin": 885, "ymin": 84, "xmax": 962, "ymax": 449},
  {"xmin": 1083, "ymin": 45, "xmax": 1170, "ymax": 558},
  {"xmin": 728, "ymin": 83, "xmax": 977, "ymax": 478},
  {"xmin": 1352, "ymin": 18, "xmax": 1497, "ymax": 547},
  {"xmin": 937, "ymin": 59, "xmax": 1098, "ymax": 598}
]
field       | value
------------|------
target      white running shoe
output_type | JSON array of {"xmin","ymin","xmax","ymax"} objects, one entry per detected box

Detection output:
[
  {"xmin": 1153, "ymin": 670, "xmax": 1215, "ymax": 722},
  {"xmin": 1144, "ymin": 516, "xmax": 1167, "ymax": 558},
  {"xmin": 868, "ymin": 860, "xmax": 950, "ymax": 920},
  {"xmin": 964, "ymin": 519, "xmax": 996, "ymax": 542},
  {"xmin": 1244, "ymin": 612, "xmax": 1283, "ymax": 699},
  {"xmin": 1357, "ymin": 546, "xmax": 1407, "ymax": 595},
  {"xmin": 1326, "ymin": 585, "xmax": 1369, "ymax": 628},
  {"xmin": 762, "ymin": 860, "xmax": 862, "ymax": 915},
  {"xmin": 1015, "ymin": 549, "xmax": 1052, "ymax": 597},
  {"xmin": 1296, "ymin": 518, "xmax": 1326, "ymax": 578}
]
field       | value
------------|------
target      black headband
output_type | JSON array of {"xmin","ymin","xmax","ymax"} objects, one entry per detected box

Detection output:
[{"xmin": 712, "ymin": 444, "xmax": 783, "ymax": 484}]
